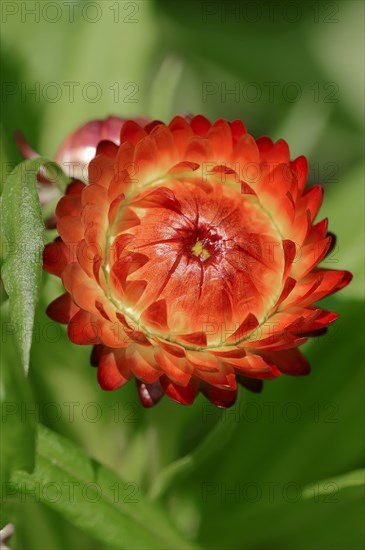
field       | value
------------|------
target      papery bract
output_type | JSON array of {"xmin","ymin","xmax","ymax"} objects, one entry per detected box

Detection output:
[{"xmin": 43, "ymin": 115, "xmax": 352, "ymax": 408}]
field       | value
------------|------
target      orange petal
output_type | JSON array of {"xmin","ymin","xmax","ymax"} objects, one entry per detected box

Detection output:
[
  {"xmin": 43, "ymin": 240, "xmax": 69, "ymax": 276},
  {"xmin": 190, "ymin": 115, "xmax": 211, "ymax": 137},
  {"xmin": 57, "ymin": 215, "xmax": 84, "ymax": 243},
  {"xmin": 55, "ymin": 194, "xmax": 81, "ymax": 218},
  {"xmin": 290, "ymin": 155, "xmax": 308, "ymax": 195},
  {"xmin": 120, "ymin": 120, "xmax": 147, "ymax": 145},
  {"xmin": 126, "ymin": 347, "xmax": 161, "ymax": 384},
  {"xmin": 201, "ymin": 385, "xmax": 237, "ymax": 408},
  {"xmin": 154, "ymin": 348, "xmax": 192, "ymax": 386},
  {"xmin": 46, "ymin": 293, "xmax": 79, "ymax": 323},
  {"xmin": 140, "ymin": 300, "xmax": 168, "ymax": 332},
  {"xmin": 160, "ymin": 375, "xmax": 200, "ymax": 405},
  {"xmin": 88, "ymin": 154, "xmax": 114, "ymax": 187},
  {"xmin": 260, "ymin": 348, "xmax": 310, "ymax": 376},
  {"xmin": 68, "ymin": 310, "xmax": 99, "ymax": 345},
  {"xmin": 97, "ymin": 349, "xmax": 131, "ymax": 390}
]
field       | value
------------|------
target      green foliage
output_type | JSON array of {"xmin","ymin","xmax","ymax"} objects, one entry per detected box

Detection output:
[
  {"xmin": 1, "ymin": 159, "xmax": 46, "ymax": 374},
  {"xmin": 149, "ymin": 407, "xmax": 238, "ymax": 500},
  {"xmin": 0, "ymin": 303, "xmax": 36, "ymax": 518},
  {"xmin": 10, "ymin": 425, "xmax": 198, "ymax": 550}
]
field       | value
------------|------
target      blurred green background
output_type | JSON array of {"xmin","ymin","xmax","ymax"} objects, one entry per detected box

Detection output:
[{"xmin": 1, "ymin": 1, "xmax": 364, "ymax": 549}]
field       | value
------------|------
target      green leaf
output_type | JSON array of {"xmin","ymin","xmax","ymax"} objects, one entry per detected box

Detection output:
[
  {"xmin": 303, "ymin": 469, "xmax": 365, "ymax": 499},
  {"xmin": 1, "ymin": 158, "xmax": 66, "ymax": 374},
  {"xmin": 148, "ymin": 408, "xmax": 238, "ymax": 500},
  {"xmin": 10, "ymin": 425, "xmax": 199, "ymax": 550},
  {"xmin": 0, "ymin": 302, "xmax": 36, "ymax": 526},
  {"xmin": 7, "ymin": 500, "xmax": 102, "ymax": 550},
  {"xmin": 236, "ymin": 477, "xmax": 364, "ymax": 550},
  {"xmin": 37, "ymin": 161, "xmax": 70, "ymax": 194}
]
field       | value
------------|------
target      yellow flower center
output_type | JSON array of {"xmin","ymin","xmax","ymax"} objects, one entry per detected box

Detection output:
[{"xmin": 191, "ymin": 240, "xmax": 211, "ymax": 261}]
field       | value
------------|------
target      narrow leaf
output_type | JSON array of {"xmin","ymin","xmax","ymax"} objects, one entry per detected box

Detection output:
[
  {"xmin": 1, "ymin": 158, "xmax": 63, "ymax": 374},
  {"xmin": 0, "ymin": 302, "xmax": 36, "ymax": 501},
  {"xmin": 9, "ymin": 425, "xmax": 199, "ymax": 550},
  {"xmin": 302, "ymin": 469, "xmax": 365, "ymax": 499}
]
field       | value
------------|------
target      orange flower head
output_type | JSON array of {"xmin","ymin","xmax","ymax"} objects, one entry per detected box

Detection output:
[{"xmin": 43, "ymin": 116, "xmax": 352, "ymax": 407}]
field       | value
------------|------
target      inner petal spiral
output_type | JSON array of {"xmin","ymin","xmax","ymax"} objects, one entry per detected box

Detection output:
[{"xmin": 108, "ymin": 176, "xmax": 284, "ymax": 347}]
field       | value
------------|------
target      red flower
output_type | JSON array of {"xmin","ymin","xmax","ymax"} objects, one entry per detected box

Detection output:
[
  {"xmin": 16, "ymin": 116, "xmax": 149, "ymax": 181},
  {"xmin": 43, "ymin": 116, "xmax": 352, "ymax": 408}
]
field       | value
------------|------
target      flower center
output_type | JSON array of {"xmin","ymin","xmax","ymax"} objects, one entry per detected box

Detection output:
[
  {"xmin": 191, "ymin": 240, "xmax": 210, "ymax": 260},
  {"xmin": 107, "ymin": 176, "xmax": 284, "ymax": 347},
  {"xmin": 189, "ymin": 226, "xmax": 222, "ymax": 262}
]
